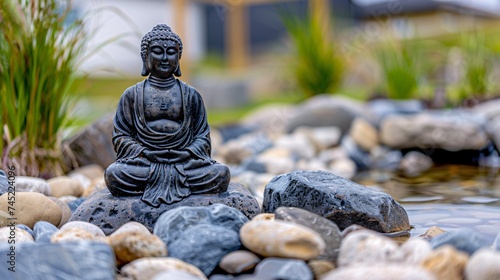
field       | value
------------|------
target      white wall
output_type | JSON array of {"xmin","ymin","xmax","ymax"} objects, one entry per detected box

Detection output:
[{"xmin": 75, "ymin": 0, "xmax": 204, "ymax": 77}]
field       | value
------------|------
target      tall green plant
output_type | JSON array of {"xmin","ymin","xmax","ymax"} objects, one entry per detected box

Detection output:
[
  {"xmin": 376, "ymin": 40, "xmax": 421, "ymax": 99},
  {"xmin": 283, "ymin": 16, "xmax": 344, "ymax": 99},
  {"xmin": 462, "ymin": 33, "xmax": 491, "ymax": 96},
  {"xmin": 0, "ymin": 0, "xmax": 87, "ymax": 177}
]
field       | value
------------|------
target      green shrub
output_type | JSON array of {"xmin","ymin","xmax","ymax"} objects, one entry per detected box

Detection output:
[
  {"xmin": 0, "ymin": 0, "xmax": 87, "ymax": 177},
  {"xmin": 283, "ymin": 16, "xmax": 344, "ymax": 99},
  {"xmin": 376, "ymin": 39, "xmax": 422, "ymax": 99},
  {"xmin": 462, "ymin": 33, "xmax": 491, "ymax": 96}
]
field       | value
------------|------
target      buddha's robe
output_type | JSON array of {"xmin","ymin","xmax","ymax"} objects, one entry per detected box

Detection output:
[{"xmin": 104, "ymin": 79, "xmax": 230, "ymax": 207}]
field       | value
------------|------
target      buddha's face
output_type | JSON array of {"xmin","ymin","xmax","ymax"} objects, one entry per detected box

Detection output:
[{"xmin": 145, "ymin": 40, "xmax": 180, "ymax": 79}]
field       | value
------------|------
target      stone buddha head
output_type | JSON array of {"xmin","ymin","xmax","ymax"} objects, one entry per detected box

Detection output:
[{"xmin": 140, "ymin": 24, "xmax": 183, "ymax": 78}]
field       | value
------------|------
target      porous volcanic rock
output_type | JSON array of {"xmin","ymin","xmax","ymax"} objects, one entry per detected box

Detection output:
[{"xmin": 70, "ymin": 183, "xmax": 260, "ymax": 235}]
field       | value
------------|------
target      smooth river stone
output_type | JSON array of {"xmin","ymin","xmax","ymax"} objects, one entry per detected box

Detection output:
[
  {"xmin": 430, "ymin": 229, "xmax": 490, "ymax": 255},
  {"xmin": 108, "ymin": 230, "xmax": 167, "ymax": 266},
  {"xmin": 33, "ymin": 221, "xmax": 59, "ymax": 243},
  {"xmin": 0, "ymin": 242, "xmax": 115, "ymax": 280},
  {"xmin": 0, "ymin": 192, "xmax": 61, "ymax": 228},
  {"xmin": 48, "ymin": 197, "xmax": 72, "ymax": 227},
  {"xmin": 0, "ymin": 227, "xmax": 34, "ymax": 244},
  {"xmin": 337, "ymin": 230, "xmax": 402, "ymax": 267},
  {"xmin": 321, "ymin": 264, "xmax": 435, "ymax": 280},
  {"xmin": 251, "ymin": 258, "xmax": 313, "ymax": 280},
  {"xmin": 15, "ymin": 176, "xmax": 51, "ymax": 195},
  {"xmin": 262, "ymin": 171, "xmax": 410, "ymax": 233},
  {"xmin": 493, "ymin": 232, "xmax": 500, "ymax": 251},
  {"xmin": 219, "ymin": 250, "xmax": 260, "ymax": 274},
  {"xmin": 465, "ymin": 248, "xmax": 500, "ymax": 280},
  {"xmin": 71, "ymin": 183, "xmax": 260, "ymax": 235},
  {"xmin": 16, "ymin": 224, "xmax": 34, "ymax": 237},
  {"xmin": 51, "ymin": 221, "xmax": 107, "ymax": 243},
  {"xmin": 274, "ymin": 207, "xmax": 342, "ymax": 261},
  {"xmin": 47, "ymin": 176, "xmax": 84, "ymax": 198},
  {"xmin": 240, "ymin": 219, "xmax": 325, "ymax": 260},
  {"xmin": 422, "ymin": 245, "xmax": 468, "ymax": 280},
  {"xmin": 400, "ymin": 238, "xmax": 432, "ymax": 265},
  {"xmin": 154, "ymin": 204, "xmax": 248, "ymax": 276},
  {"xmin": 307, "ymin": 260, "xmax": 335, "ymax": 280},
  {"xmin": 120, "ymin": 257, "xmax": 207, "ymax": 280}
]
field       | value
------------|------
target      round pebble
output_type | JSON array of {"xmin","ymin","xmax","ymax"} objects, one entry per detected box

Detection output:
[
  {"xmin": 82, "ymin": 177, "xmax": 106, "ymax": 197},
  {"xmin": 308, "ymin": 260, "xmax": 335, "ymax": 279},
  {"xmin": 33, "ymin": 221, "xmax": 59, "ymax": 243},
  {"xmin": 219, "ymin": 250, "xmax": 260, "ymax": 274},
  {"xmin": 251, "ymin": 213, "xmax": 274, "ymax": 221},
  {"xmin": 120, "ymin": 257, "xmax": 207, "ymax": 280},
  {"xmin": 465, "ymin": 248, "xmax": 500, "ymax": 280},
  {"xmin": 60, "ymin": 221, "xmax": 105, "ymax": 237},
  {"xmin": 51, "ymin": 227, "xmax": 107, "ymax": 243},
  {"xmin": 322, "ymin": 264, "xmax": 435, "ymax": 280},
  {"xmin": 109, "ymin": 231, "xmax": 167, "ymax": 266},
  {"xmin": 0, "ymin": 192, "xmax": 61, "ymax": 228},
  {"xmin": 48, "ymin": 197, "xmax": 72, "ymax": 227},
  {"xmin": 0, "ymin": 227, "xmax": 34, "ymax": 243},
  {"xmin": 400, "ymin": 238, "xmax": 432, "ymax": 264},
  {"xmin": 47, "ymin": 176, "xmax": 84, "ymax": 198},
  {"xmin": 240, "ymin": 219, "xmax": 325, "ymax": 260},
  {"xmin": 422, "ymin": 245, "xmax": 468, "ymax": 280},
  {"xmin": 15, "ymin": 176, "xmax": 51, "ymax": 195},
  {"xmin": 337, "ymin": 230, "xmax": 402, "ymax": 267},
  {"xmin": 111, "ymin": 221, "xmax": 151, "ymax": 236}
]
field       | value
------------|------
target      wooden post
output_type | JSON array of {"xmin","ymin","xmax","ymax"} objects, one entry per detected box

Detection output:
[
  {"xmin": 226, "ymin": 1, "xmax": 248, "ymax": 70},
  {"xmin": 172, "ymin": 0, "xmax": 190, "ymax": 80}
]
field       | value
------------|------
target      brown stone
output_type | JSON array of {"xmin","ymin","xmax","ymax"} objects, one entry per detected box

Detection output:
[
  {"xmin": 308, "ymin": 260, "xmax": 336, "ymax": 280},
  {"xmin": 252, "ymin": 213, "xmax": 274, "ymax": 221},
  {"xmin": 419, "ymin": 226, "xmax": 446, "ymax": 241},
  {"xmin": 422, "ymin": 245, "xmax": 468, "ymax": 280},
  {"xmin": 109, "ymin": 231, "xmax": 167, "ymax": 266},
  {"xmin": 48, "ymin": 197, "xmax": 72, "ymax": 227},
  {"xmin": 219, "ymin": 250, "xmax": 260, "ymax": 274},
  {"xmin": 240, "ymin": 220, "xmax": 325, "ymax": 260},
  {"xmin": 82, "ymin": 177, "xmax": 106, "ymax": 198},
  {"xmin": 0, "ymin": 192, "xmax": 61, "ymax": 228},
  {"xmin": 47, "ymin": 176, "xmax": 84, "ymax": 198}
]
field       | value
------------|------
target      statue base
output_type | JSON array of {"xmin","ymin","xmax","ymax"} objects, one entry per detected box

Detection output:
[{"xmin": 69, "ymin": 183, "xmax": 261, "ymax": 235}]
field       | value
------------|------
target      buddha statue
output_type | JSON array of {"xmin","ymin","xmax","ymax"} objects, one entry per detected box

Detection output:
[{"xmin": 104, "ymin": 24, "xmax": 230, "ymax": 207}]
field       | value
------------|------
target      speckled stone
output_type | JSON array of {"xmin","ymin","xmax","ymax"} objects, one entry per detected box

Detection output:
[
  {"xmin": 465, "ymin": 248, "xmax": 500, "ymax": 280},
  {"xmin": 262, "ymin": 171, "xmax": 410, "ymax": 233},
  {"xmin": 322, "ymin": 264, "xmax": 435, "ymax": 280},
  {"xmin": 0, "ymin": 192, "xmax": 61, "ymax": 228},
  {"xmin": 251, "ymin": 213, "xmax": 274, "ymax": 221},
  {"xmin": 219, "ymin": 250, "xmax": 260, "ymax": 274},
  {"xmin": 274, "ymin": 207, "xmax": 342, "ymax": 261},
  {"xmin": 70, "ymin": 183, "xmax": 260, "ymax": 235},
  {"xmin": 61, "ymin": 221, "xmax": 105, "ymax": 237},
  {"xmin": 422, "ymin": 245, "xmax": 468, "ymax": 280},
  {"xmin": 0, "ymin": 227, "xmax": 34, "ymax": 243},
  {"xmin": 47, "ymin": 176, "xmax": 84, "ymax": 198},
  {"xmin": 337, "ymin": 230, "xmax": 402, "ymax": 267},
  {"xmin": 109, "ymin": 231, "xmax": 167, "ymax": 266},
  {"xmin": 111, "ymin": 221, "xmax": 151, "ymax": 236},
  {"xmin": 240, "ymin": 219, "xmax": 325, "ymax": 260},
  {"xmin": 120, "ymin": 257, "xmax": 207, "ymax": 280},
  {"xmin": 52, "ymin": 221, "xmax": 106, "ymax": 243}
]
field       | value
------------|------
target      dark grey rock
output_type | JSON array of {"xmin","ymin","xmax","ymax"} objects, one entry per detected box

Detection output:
[
  {"xmin": 431, "ymin": 229, "xmax": 491, "ymax": 255},
  {"xmin": 67, "ymin": 198, "xmax": 86, "ymax": 212},
  {"xmin": 286, "ymin": 95, "xmax": 363, "ymax": 134},
  {"xmin": 263, "ymin": 170, "xmax": 410, "ymax": 233},
  {"xmin": 0, "ymin": 241, "xmax": 115, "ymax": 280},
  {"xmin": 493, "ymin": 232, "xmax": 500, "ymax": 251},
  {"xmin": 341, "ymin": 136, "xmax": 371, "ymax": 169},
  {"xmin": 0, "ymin": 169, "xmax": 9, "ymax": 195},
  {"xmin": 275, "ymin": 207, "xmax": 342, "ymax": 261},
  {"xmin": 16, "ymin": 224, "xmax": 33, "ymax": 237},
  {"xmin": 33, "ymin": 221, "xmax": 59, "ymax": 243},
  {"xmin": 154, "ymin": 204, "xmax": 248, "ymax": 276},
  {"xmin": 70, "ymin": 183, "xmax": 260, "ymax": 235},
  {"xmin": 65, "ymin": 114, "xmax": 115, "ymax": 169},
  {"xmin": 239, "ymin": 258, "xmax": 312, "ymax": 280}
]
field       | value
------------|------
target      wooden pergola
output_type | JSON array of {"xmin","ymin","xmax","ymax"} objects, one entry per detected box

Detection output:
[{"xmin": 172, "ymin": 0, "xmax": 331, "ymax": 71}]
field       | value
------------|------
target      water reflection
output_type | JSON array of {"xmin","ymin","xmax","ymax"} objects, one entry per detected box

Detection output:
[{"xmin": 354, "ymin": 165, "xmax": 500, "ymax": 240}]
